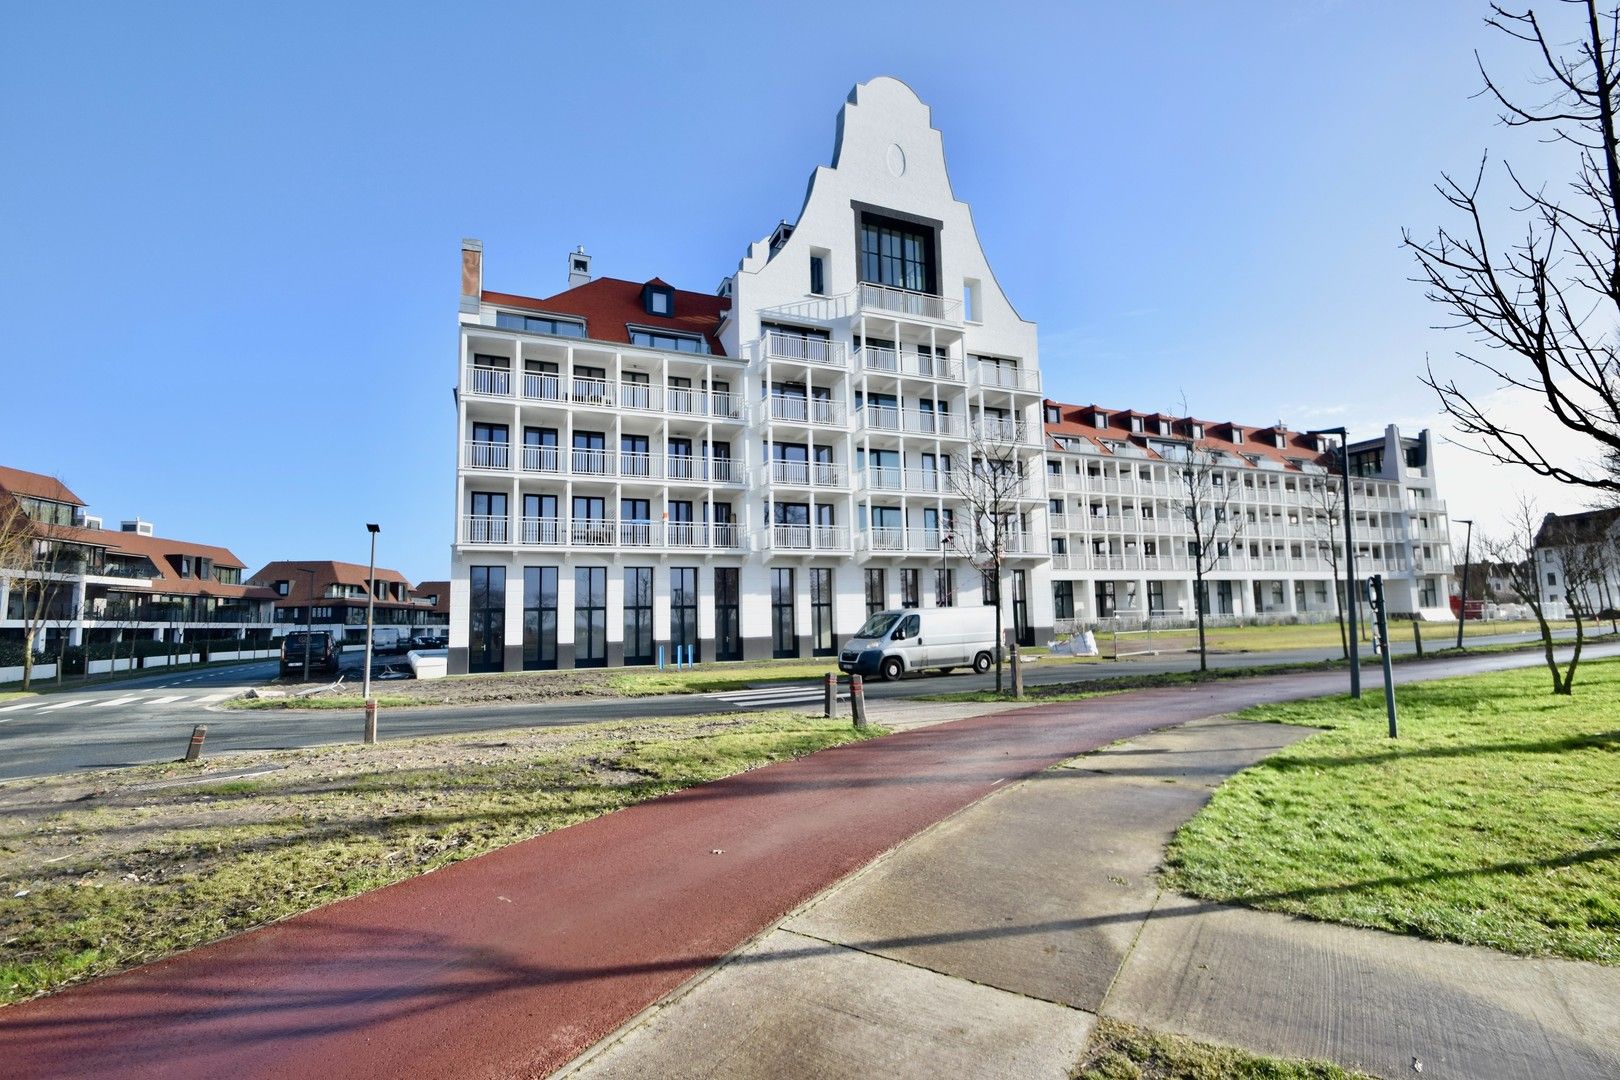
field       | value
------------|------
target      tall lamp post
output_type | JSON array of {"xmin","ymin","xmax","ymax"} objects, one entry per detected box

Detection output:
[
  {"xmin": 363, "ymin": 523, "xmax": 380, "ymax": 703},
  {"xmin": 295, "ymin": 567, "xmax": 316, "ymax": 683},
  {"xmin": 1454, "ymin": 518, "xmax": 1474, "ymax": 650},
  {"xmin": 1309, "ymin": 427, "xmax": 1360, "ymax": 699}
]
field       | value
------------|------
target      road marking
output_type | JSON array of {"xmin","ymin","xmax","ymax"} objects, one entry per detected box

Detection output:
[
  {"xmin": 195, "ymin": 693, "xmax": 233, "ymax": 705},
  {"xmin": 91, "ymin": 696, "xmax": 144, "ymax": 708},
  {"xmin": 38, "ymin": 699, "xmax": 91, "ymax": 711},
  {"xmin": 143, "ymin": 695, "xmax": 187, "ymax": 705},
  {"xmin": 705, "ymin": 686, "xmax": 848, "ymax": 709},
  {"xmin": 0, "ymin": 701, "xmax": 42, "ymax": 713}
]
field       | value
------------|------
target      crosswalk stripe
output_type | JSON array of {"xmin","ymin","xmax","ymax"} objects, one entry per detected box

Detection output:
[
  {"xmin": 0, "ymin": 701, "xmax": 42, "ymax": 713},
  {"xmin": 709, "ymin": 685, "xmax": 824, "ymax": 701},
  {"xmin": 144, "ymin": 695, "xmax": 186, "ymax": 705},
  {"xmin": 39, "ymin": 699, "xmax": 90, "ymax": 711},
  {"xmin": 194, "ymin": 693, "xmax": 233, "ymax": 705},
  {"xmin": 91, "ymin": 696, "xmax": 144, "ymax": 708}
]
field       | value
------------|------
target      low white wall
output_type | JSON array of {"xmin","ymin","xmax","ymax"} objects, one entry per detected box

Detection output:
[{"xmin": 0, "ymin": 663, "xmax": 57, "ymax": 684}]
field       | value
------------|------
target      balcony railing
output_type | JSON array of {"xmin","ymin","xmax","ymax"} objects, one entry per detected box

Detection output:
[
  {"xmin": 469, "ymin": 368, "xmax": 744, "ymax": 421},
  {"xmin": 463, "ymin": 440, "xmax": 511, "ymax": 470},
  {"xmin": 855, "ymin": 282, "xmax": 961, "ymax": 323},
  {"xmin": 971, "ymin": 417, "xmax": 1029, "ymax": 443},
  {"xmin": 464, "ymin": 517, "xmax": 745, "ymax": 549},
  {"xmin": 767, "ymin": 524, "xmax": 851, "ymax": 552},
  {"xmin": 854, "ymin": 346, "xmax": 965, "ymax": 382},
  {"xmin": 971, "ymin": 364, "xmax": 1042, "ymax": 393},
  {"xmin": 761, "ymin": 330, "xmax": 847, "ymax": 367},
  {"xmin": 859, "ymin": 405, "xmax": 967, "ymax": 437},
  {"xmin": 521, "ymin": 445, "xmax": 561, "ymax": 473},
  {"xmin": 769, "ymin": 460, "xmax": 846, "ymax": 487},
  {"xmin": 768, "ymin": 394, "xmax": 845, "ymax": 426}
]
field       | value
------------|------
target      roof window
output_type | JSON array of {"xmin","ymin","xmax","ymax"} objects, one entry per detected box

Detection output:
[{"xmin": 642, "ymin": 282, "xmax": 675, "ymax": 317}]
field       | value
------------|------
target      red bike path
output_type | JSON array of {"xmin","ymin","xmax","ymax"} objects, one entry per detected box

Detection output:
[{"xmin": 0, "ymin": 659, "xmax": 1547, "ymax": 1080}]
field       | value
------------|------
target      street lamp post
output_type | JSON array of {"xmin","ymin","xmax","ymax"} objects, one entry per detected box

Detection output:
[
  {"xmin": 296, "ymin": 568, "xmax": 316, "ymax": 683},
  {"xmin": 363, "ymin": 523, "xmax": 380, "ymax": 703},
  {"xmin": 1455, "ymin": 518, "xmax": 1474, "ymax": 650},
  {"xmin": 1310, "ymin": 427, "xmax": 1360, "ymax": 699}
]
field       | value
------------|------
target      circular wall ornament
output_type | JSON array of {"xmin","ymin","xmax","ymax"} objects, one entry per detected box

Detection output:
[{"xmin": 886, "ymin": 143, "xmax": 907, "ymax": 177}]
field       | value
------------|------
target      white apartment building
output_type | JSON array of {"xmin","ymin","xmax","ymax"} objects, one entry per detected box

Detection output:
[
  {"xmin": 449, "ymin": 78, "xmax": 1052, "ymax": 673},
  {"xmin": 1535, "ymin": 508, "xmax": 1620, "ymax": 618},
  {"xmin": 1043, "ymin": 407, "xmax": 1455, "ymax": 626}
]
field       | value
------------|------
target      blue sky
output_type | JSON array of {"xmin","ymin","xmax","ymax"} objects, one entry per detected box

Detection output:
[{"xmin": 0, "ymin": 1, "xmax": 1593, "ymax": 581}]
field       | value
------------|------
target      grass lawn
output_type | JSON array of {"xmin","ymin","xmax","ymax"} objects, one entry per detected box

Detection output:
[
  {"xmin": 1072, "ymin": 1018, "xmax": 1373, "ymax": 1079},
  {"xmin": 1164, "ymin": 658, "xmax": 1620, "ymax": 964},
  {"xmin": 0, "ymin": 692, "xmax": 34, "ymax": 704},
  {"xmin": 0, "ymin": 711, "xmax": 884, "ymax": 1005},
  {"xmin": 1096, "ymin": 618, "xmax": 1580, "ymax": 656}
]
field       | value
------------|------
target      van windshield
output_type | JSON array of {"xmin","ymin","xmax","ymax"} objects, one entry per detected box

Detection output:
[{"xmin": 853, "ymin": 613, "xmax": 899, "ymax": 639}]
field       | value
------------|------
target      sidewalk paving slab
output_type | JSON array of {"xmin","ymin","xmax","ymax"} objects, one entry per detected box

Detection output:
[{"xmin": 566, "ymin": 928, "xmax": 1095, "ymax": 1080}]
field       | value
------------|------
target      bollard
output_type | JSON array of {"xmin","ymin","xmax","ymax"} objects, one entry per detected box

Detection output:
[
  {"xmin": 1011, "ymin": 642, "xmax": 1024, "ymax": 699},
  {"xmin": 183, "ymin": 724, "xmax": 207, "ymax": 763},
  {"xmin": 850, "ymin": 674, "xmax": 867, "ymax": 730},
  {"xmin": 1411, "ymin": 616, "xmax": 1424, "ymax": 658},
  {"xmin": 686, "ymin": 644, "xmax": 695, "ymax": 668},
  {"xmin": 823, "ymin": 672, "xmax": 837, "ymax": 718},
  {"xmin": 658, "ymin": 644, "xmax": 665, "ymax": 670},
  {"xmin": 364, "ymin": 698, "xmax": 378, "ymax": 745}
]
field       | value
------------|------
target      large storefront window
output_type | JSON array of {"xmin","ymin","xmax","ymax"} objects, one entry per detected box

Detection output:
[
  {"xmin": 1013, "ymin": 569, "xmax": 1032, "ymax": 646},
  {"xmin": 624, "ymin": 567, "xmax": 654, "ymax": 665},
  {"xmin": 523, "ymin": 566, "xmax": 557, "ymax": 670},
  {"xmin": 575, "ymin": 567, "xmax": 607, "ymax": 667},
  {"xmin": 772, "ymin": 568, "xmax": 797, "ymax": 658},
  {"xmin": 810, "ymin": 568, "xmax": 835, "ymax": 656},
  {"xmin": 715, "ymin": 567, "xmax": 742, "ymax": 661},
  {"xmin": 671, "ymin": 567, "xmax": 698, "ymax": 662},
  {"xmin": 469, "ymin": 566, "xmax": 505, "ymax": 673},
  {"xmin": 864, "ymin": 568, "xmax": 887, "ymax": 616},
  {"xmin": 1053, "ymin": 580, "xmax": 1074, "ymax": 620}
]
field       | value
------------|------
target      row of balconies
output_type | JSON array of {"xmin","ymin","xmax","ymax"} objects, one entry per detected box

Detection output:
[
  {"xmin": 1046, "ymin": 471, "xmax": 1413, "ymax": 512},
  {"xmin": 465, "ymin": 368, "xmax": 747, "ymax": 421},
  {"xmin": 1051, "ymin": 552, "xmax": 1417, "ymax": 575},
  {"xmin": 456, "ymin": 515, "xmax": 1044, "ymax": 559},
  {"xmin": 1051, "ymin": 515, "xmax": 1426, "ymax": 544},
  {"xmin": 462, "ymin": 516, "xmax": 747, "ymax": 550},
  {"xmin": 463, "ymin": 442, "xmax": 744, "ymax": 484}
]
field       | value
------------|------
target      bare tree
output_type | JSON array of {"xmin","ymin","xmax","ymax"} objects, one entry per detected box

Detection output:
[
  {"xmin": 1407, "ymin": 2, "xmax": 1620, "ymax": 494},
  {"xmin": 945, "ymin": 423, "xmax": 1030, "ymax": 694},
  {"xmin": 1304, "ymin": 475, "xmax": 1350, "ymax": 658},
  {"xmin": 1487, "ymin": 496, "xmax": 1591, "ymax": 692},
  {"xmin": 1168, "ymin": 434, "xmax": 1246, "ymax": 672},
  {"xmin": 0, "ymin": 490, "xmax": 76, "ymax": 690}
]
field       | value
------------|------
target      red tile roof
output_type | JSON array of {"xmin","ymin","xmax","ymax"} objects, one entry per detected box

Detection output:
[
  {"xmin": 411, "ymin": 580, "xmax": 450, "ymax": 616},
  {"xmin": 248, "ymin": 560, "xmax": 416, "ymax": 608},
  {"xmin": 483, "ymin": 277, "xmax": 730, "ymax": 356},
  {"xmin": 37, "ymin": 524, "xmax": 273, "ymax": 599},
  {"xmin": 1043, "ymin": 400, "xmax": 1330, "ymax": 471},
  {"xmin": 0, "ymin": 466, "xmax": 84, "ymax": 507}
]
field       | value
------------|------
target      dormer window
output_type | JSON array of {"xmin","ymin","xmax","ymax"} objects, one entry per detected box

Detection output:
[
  {"xmin": 642, "ymin": 282, "xmax": 675, "ymax": 317},
  {"xmin": 1044, "ymin": 405, "xmax": 1061, "ymax": 424},
  {"xmin": 1157, "ymin": 419, "xmax": 1171, "ymax": 436},
  {"xmin": 1275, "ymin": 432, "xmax": 1287, "ymax": 449},
  {"xmin": 1190, "ymin": 423, "xmax": 1204, "ymax": 439},
  {"xmin": 1131, "ymin": 416, "xmax": 1145, "ymax": 434},
  {"xmin": 1093, "ymin": 411, "xmax": 1107, "ymax": 427}
]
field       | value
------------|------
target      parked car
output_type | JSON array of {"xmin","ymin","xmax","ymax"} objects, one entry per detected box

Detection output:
[
  {"xmin": 279, "ymin": 631, "xmax": 342, "ymax": 678},
  {"xmin": 410, "ymin": 630, "xmax": 449, "ymax": 649},
  {"xmin": 838, "ymin": 607, "xmax": 997, "ymax": 681}
]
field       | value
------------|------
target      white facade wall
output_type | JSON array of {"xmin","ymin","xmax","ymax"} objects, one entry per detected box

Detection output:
[{"xmin": 449, "ymin": 78, "xmax": 1051, "ymax": 673}]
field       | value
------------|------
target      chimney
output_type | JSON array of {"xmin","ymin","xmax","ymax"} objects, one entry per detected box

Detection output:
[
  {"xmin": 568, "ymin": 245, "xmax": 592, "ymax": 287},
  {"xmin": 460, "ymin": 238, "xmax": 483, "ymax": 315}
]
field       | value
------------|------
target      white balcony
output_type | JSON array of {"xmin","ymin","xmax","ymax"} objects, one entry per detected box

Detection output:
[
  {"xmin": 463, "ymin": 440, "xmax": 511, "ymax": 471},
  {"xmin": 769, "ymin": 460, "xmax": 846, "ymax": 488},
  {"xmin": 971, "ymin": 364, "xmax": 1041, "ymax": 394},
  {"xmin": 768, "ymin": 394, "xmax": 846, "ymax": 426},
  {"xmin": 761, "ymin": 330, "xmax": 847, "ymax": 367},
  {"xmin": 859, "ymin": 466, "xmax": 952, "ymax": 495},
  {"xmin": 854, "ymin": 345, "xmax": 965, "ymax": 382},
  {"xmin": 460, "ymin": 515, "xmax": 510, "ymax": 545},
  {"xmin": 971, "ymin": 417, "xmax": 1029, "ymax": 444},
  {"xmin": 855, "ymin": 282, "xmax": 961, "ymax": 323},
  {"xmin": 466, "ymin": 366, "xmax": 511, "ymax": 397},
  {"xmin": 766, "ymin": 524, "xmax": 851, "ymax": 552},
  {"xmin": 477, "ymin": 369, "xmax": 743, "ymax": 422},
  {"xmin": 859, "ymin": 405, "xmax": 967, "ymax": 438},
  {"xmin": 521, "ymin": 445, "xmax": 561, "ymax": 473}
]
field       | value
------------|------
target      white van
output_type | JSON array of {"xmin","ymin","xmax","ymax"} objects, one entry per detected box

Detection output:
[{"xmin": 838, "ymin": 607, "xmax": 998, "ymax": 681}]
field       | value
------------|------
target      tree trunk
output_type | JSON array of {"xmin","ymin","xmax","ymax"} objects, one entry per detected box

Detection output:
[
  {"xmin": 1559, "ymin": 607, "xmax": 1586, "ymax": 695},
  {"xmin": 1194, "ymin": 569, "xmax": 1208, "ymax": 672},
  {"xmin": 1332, "ymin": 568, "xmax": 1348, "ymax": 659},
  {"xmin": 1531, "ymin": 602, "xmax": 1562, "ymax": 694},
  {"xmin": 20, "ymin": 627, "xmax": 34, "ymax": 691}
]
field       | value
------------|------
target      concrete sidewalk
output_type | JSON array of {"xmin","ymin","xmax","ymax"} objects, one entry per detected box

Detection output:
[{"xmin": 566, "ymin": 717, "xmax": 1620, "ymax": 1080}]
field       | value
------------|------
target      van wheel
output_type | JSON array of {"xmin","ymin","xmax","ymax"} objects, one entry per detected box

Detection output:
[
  {"xmin": 972, "ymin": 652, "xmax": 993, "ymax": 674},
  {"xmin": 880, "ymin": 656, "xmax": 904, "ymax": 682}
]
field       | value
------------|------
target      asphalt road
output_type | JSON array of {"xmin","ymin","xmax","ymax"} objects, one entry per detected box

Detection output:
[{"xmin": 0, "ymin": 631, "xmax": 1611, "ymax": 782}]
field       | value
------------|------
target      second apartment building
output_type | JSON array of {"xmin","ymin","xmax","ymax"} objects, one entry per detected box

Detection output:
[{"xmin": 450, "ymin": 78, "xmax": 1052, "ymax": 673}]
